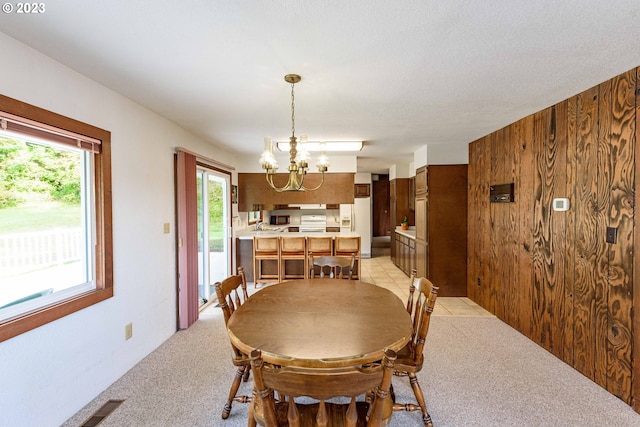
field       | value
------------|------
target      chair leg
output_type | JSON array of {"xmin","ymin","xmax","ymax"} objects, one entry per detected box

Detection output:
[
  {"xmin": 408, "ymin": 373, "xmax": 432, "ymax": 427},
  {"xmin": 248, "ymin": 388, "xmax": 257, "ymax": 427},
  {"xmin": 243, "ymin": 364, "xmax": 251, "ymax": 382},
  {"xmin": 222, "ymin": 365, "xmax": 248, "ymax": 419}
]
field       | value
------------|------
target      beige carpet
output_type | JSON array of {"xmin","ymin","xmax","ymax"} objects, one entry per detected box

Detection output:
[{"xmin": 62, "ymin": 306, "xmax": 640, "ymax": 427}]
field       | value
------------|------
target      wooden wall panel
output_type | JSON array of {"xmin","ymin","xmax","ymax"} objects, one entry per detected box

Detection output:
[
  {"xmin": 563, "ymin": 94, "xmax": 577, "ymax": 366},
  {"xmin": 467, "ymin": 142, "xmax": 478, "ymax": 302},
  {"xmin": 595, "ymin": 79, "xmax": 613, "ymax": 390},
  {"xmin": 516, "ymin": 114, "xmax": 535, "ymax": 339},
  {"xmin": 547, "ymin": 101, "xmax": 568, "ymax": 359},
  {"xmin": 531, "ymin": 108, "xmax": 546, "ymax": 349},
  {"xmin": 504, "ymin": 124, "xmax": 520, "ymax": 328},
  {"xmin": 467, "ymin": 65, "xmax": 638, "ymax": 409},
  {"xmin": 480, "ymin": 135, "xmax": 492, "ymax": 311},
  {"xmin": 491, "ymin": 129, "xmax": 506, "ymax": 320},
  {"xmin": 573, "ymin": 85, "xmax": 600, "ymax": 380},
  {"xmin": 633, "ymin": 66, "xmax": 640, "ymax": 412},
  {"xmin": 605, "ymin": 70, "xmax": 635, "ymax": 402}
]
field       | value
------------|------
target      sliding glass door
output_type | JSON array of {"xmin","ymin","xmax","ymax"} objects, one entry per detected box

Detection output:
[{"xmin": 196, "ymin": 168, "xmax": 230, "ymax": 307}]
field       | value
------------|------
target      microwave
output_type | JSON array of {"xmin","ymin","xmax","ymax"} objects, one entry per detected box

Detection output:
[{"xmin": 270, "ymin": 215, "xmax": 290, "ymax": 225}]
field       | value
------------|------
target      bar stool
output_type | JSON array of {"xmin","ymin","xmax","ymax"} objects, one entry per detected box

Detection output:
[
  {"xmin": 253, "ymin": 236, "xmax": 280, "ymax": 288},
  {"xmin": 334, "ymin": 236, "xmax": 361, "ymax": 279},
  {"xmin": 307, "ymin": 236, "xmax": 333, "ymax": 278},
  {"xmin": 279, "ymin": 236, "xmax": 307, "ymax": 281}
]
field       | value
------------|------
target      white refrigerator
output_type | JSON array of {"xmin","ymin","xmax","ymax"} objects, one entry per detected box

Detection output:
[
  {"xmin": 339, "ymin": 204, "xmax": 353, "ymax": 232},
  {"xmin": 340, "ymin": 202, "xmax": 371, "ymax": 258}
]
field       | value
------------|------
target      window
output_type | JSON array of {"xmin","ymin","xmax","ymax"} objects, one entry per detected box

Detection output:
[
  {"xmin": 0, "ymin": 95, "xmax": 112, "ymax": 342},
  {"xmin": 248, "ymin": 210, "xmax": 261, "ymax": 224}
]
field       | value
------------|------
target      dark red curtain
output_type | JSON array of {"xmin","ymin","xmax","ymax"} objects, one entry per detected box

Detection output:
[{"xmin": 176, "ymin": 151, "xmax": 198, "ymax": 329}]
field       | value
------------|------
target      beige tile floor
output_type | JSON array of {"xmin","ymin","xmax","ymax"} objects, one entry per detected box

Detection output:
[
  {"xmin": 246, "ymin": 245, "xmax": 493, "ymax": 317},
  {"xmin": 359, "ymin": 249, "xmax": 494, "ymax": 317}
]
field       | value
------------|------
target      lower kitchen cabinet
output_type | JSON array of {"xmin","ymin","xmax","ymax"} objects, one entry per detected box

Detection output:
[{"xmin": 393, "ymin": 232, "xmax": 415, "ymax": 276}]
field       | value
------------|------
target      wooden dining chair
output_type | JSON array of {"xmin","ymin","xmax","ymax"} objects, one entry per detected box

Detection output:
[
  {"xmin": 249, "ymin": 348, "xmax": 397, "ymax": 427},
  {"xmin": 392, "ymin": 269, "xmax": 438, "ymax": 427},
  {"xmin": 334, "ymin": 236, "xmax": 361, "ymax": 279},
  {"xmin": 254, "ymin": 236, "xmax": 281, "ymax": 288},
  {"xmin": 214, "ymin": 266, "xmax": 252, "ymax": 420},
  {"xmin": 309, "ymin": 253, "xmax": 356, "ymax": 279}
]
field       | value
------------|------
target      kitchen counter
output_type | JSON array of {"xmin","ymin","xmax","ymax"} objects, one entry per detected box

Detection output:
[
  {"xmin": 235, "ymin": 229, "xmax": 360, "ymax": 240},
  {"xmin": 394, "ymin": 226, "xmax": 416, "ymax": 239},
  {"xmin": 235, "ymin": 230, "xmax": 361, "ymax": 282}
]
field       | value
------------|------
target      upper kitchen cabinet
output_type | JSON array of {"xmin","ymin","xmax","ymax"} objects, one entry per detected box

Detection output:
[
  {"xmin": 238, "ymin": 173, "xmax": 355, "ymax": 212},
  {"xmin": 389, "ymin": 177, "xmax": 413, "ymax": 227}
]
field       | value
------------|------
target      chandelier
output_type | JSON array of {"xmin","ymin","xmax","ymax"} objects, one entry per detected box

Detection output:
[{"xmin": 259, "ymin": 74, "xmax": 329, "ymax": 192}]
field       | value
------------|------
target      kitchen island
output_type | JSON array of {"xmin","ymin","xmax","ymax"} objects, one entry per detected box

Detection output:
[{"xmin": 234, "ymin": 229, "xmax": 361, "ymax": 283}]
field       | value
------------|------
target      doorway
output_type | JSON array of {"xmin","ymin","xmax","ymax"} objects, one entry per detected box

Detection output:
[
  {"xmin": 196, "ymin": 168, "xmax": 231, "ymax": 307},
  {"xmin": 372, "ymin": 174, "xmax": 390, "ymax": 236}
]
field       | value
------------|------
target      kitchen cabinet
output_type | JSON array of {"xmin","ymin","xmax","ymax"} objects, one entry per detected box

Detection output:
[
  {"xmin": 393, "ymin": 231, "xmax": 415, "ymax": 276},
  {"xmin": 238, "ymin": 173, "xmax": 355, "ymax": 212},
  {"xmin": 414, "ymin": 165, "xmax": 467, "ymax": 297},
  {"xmin": 408, "ymin": 177, "xmax": 415, "ymax": 211},
  {"xmin": 389, "ymin": 178, "xmax": 413, "ymax": 227},
  {"xmin": 354, "ymin": 183, "xmax": 370, "ymax": 198}
]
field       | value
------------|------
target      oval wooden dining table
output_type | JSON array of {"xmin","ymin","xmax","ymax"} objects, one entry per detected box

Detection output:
[{"xmin": 226, "ymin": 278, "xmax": 413, "ymax": 368}]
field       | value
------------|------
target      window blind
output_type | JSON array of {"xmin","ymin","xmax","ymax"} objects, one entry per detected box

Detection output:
[{"xmin": 0, "ymin": 110, "xmax": 102, "ymax": 153}]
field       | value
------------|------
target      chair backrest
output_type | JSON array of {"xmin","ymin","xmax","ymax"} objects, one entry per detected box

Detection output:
[
  {"xmin": 280, "ymin": 236, "xmax": 306, "ymax": 255},
  {"xmin": 254, "ymin": 236, "xmax": 280, "ymax": 255},
  {"xmin": 250, "ymin": 348, "xmax": 397, "ymax": 427},
  {"xmin": 215, "ymin": 267, "xmax": 249, "ymax": 357},
  {"xmin": 307, "ymin": 236, "xmax": 333, "ymax": 256},
  {"xmin": 334, "ymin": 236, "xmax": 360, "ymax": 255},
  {"xmin": 309, "ymin": 253, "xmax": 355, "ymax": 279},
  {"xmin": 215, "ymin": 266, "xmax": 249, "ymax": 325},
  {"xmin": 405, "ymin": 269, "xmax": 438, "ymax": 363}
]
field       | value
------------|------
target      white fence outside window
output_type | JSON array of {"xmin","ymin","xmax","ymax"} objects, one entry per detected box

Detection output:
[{"xmin": 0, "ymin": 228, "xmax": 82, "ymax": 277}]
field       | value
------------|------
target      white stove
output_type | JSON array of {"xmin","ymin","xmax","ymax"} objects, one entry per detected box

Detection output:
[{"xmin": 299, "ymin": 214, "xmax": 327, "ymax": 232}]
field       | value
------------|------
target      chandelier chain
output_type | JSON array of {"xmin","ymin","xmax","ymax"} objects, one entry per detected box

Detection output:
[{"xmin": 290, "ymin": 81, "xmax": 296, "ymax": 138}]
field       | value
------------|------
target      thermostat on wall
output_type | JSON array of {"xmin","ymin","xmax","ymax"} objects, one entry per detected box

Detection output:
[{"xmin": 553, "ymin": 198, "xmax": 570, "ymax": 211}]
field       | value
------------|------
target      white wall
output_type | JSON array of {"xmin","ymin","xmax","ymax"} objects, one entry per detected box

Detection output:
[
  {"xmin": 0, "ymin": 33, "xmax": 238, "ymax": 426},
  {"xmin": 427, "ymin": 142, "xmax": 469, "ymax": 164}
]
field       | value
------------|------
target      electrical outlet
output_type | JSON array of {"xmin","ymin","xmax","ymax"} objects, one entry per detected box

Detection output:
[
  {"xmin": 125, "ymin": 323, "xmax": 133, "ymax": 340},
  {"xmin": 606, "ymin": 227, "xmax": 617, "ymax": 244}
]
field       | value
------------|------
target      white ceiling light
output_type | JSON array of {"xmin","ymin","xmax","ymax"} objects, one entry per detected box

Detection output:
[{"xmin": 276, "ymin": 141, "xmax": 363, "ymax": 152}]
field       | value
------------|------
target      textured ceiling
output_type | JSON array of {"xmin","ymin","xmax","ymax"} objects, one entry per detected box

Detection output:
[{"xmin": 1, "ymin": 1, "xmax": 640, "ymax": 173}]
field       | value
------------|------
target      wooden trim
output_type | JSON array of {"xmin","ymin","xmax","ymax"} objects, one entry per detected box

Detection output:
[
  {"xmin": 176, "ymin": 146, "xmax": 235, "ymax": 171},
  {"xmin": 0, "ymin": 94, "xmax": 113, "ymax": 342}
]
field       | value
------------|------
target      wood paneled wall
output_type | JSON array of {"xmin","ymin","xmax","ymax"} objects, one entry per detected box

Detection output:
[{"xmin": 468, "ymin": 67, "xmax": 638, "ymax": 408}]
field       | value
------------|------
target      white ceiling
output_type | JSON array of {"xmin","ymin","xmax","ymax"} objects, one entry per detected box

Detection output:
[{"xmin": 2, "ymin": 1, "xmax": 640, "ymax": 173}]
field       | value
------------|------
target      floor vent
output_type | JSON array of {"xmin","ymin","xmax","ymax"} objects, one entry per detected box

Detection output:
[{"xmin": 81, "ymin": 399, "xmax": 124, "ymax": 427}]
